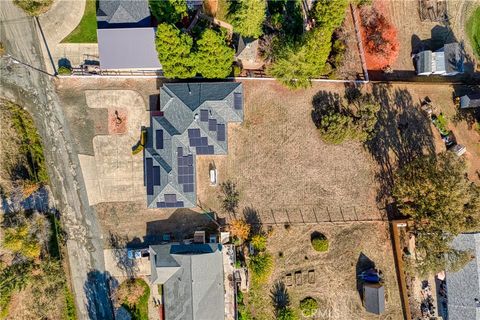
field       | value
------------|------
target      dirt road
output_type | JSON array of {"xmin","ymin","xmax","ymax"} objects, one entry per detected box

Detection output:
[{"xmin": 0, "ymin": 2, "xmax": 112, "ymax": 319}]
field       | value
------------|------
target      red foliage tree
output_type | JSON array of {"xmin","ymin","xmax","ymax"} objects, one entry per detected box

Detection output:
[{"xmin": 360, "ymin": 5, "xmax": 399, "ymax": 70}]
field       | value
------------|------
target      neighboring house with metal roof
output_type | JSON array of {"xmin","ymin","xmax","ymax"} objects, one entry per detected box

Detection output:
[
  {"xmin": 445, "ymin": 233, "xmax": 480, "ymax": 320},
  {"xmin": 415, "ymin": 42, "xmax": 464, "ymax": 76},
  {"xmin": 459, "ymin": 93, "xmax": 480, "ymax": 109},
  {"xmin": 149, "ymin": 243, "xmax": 225, "ymax": 320},
  {"xmin": 144, "ymin": 82, "xmax": 244, "ymax": 208},
  {"xmin": 96, "ymin": 0, "xmax": 161, "ymax": 70},
  {"xmin": 97, "ymin": 0, "xmax": 151, "ymax": 28}
]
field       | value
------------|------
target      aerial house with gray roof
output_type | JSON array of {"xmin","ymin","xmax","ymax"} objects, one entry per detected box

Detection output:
[
  {"xmin": 149, "ymin": 243, "xmax": 225, "ymax": 320},
  {"xmin": 96, "ymin": 0, "xmax": 161, "ymax": 70},
  {"xmin": 144, "ymin": 82, "xmax": 244, "ymax": 208}
]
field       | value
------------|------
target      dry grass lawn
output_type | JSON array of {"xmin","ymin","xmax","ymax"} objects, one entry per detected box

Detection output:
[
  {"xmin": 196, "ymin": 81, "xmax": 382, "ymax": 224},
  {"xmin": 248, "ymin": 223, "xmax": 403, "ymax": 320}
]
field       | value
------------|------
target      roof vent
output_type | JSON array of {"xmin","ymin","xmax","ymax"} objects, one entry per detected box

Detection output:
[{"xmin": 194, "ymin": 113, "xmax": 199, "ymax": 121}]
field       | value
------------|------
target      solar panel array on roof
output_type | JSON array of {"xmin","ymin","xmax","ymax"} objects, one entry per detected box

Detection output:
[
  {"xmin": 153, "ymin": 166, "xmax": 161, "ymax": 185},
  {"xmin": 146, "ymin": 158, "xmax": 153, "ymax": 195},
  {"xmin": 209, "ymin": 119, "xmax": 217, "ymax": 131},
  {"xmin": 190, "ymin": 137, "xmax": 208, "ymax": 147},
  {"xmin": 217, "ymin": 124, "xmax": 225, "ymax": 141},
  {"xmin": 188, "ymin": 129, "xmax": 200, "ymax": 138},
  {"xmin": 196, "ymin": 146, "xmax": 214, "ymax": 155},
  {"xmin": 177, "ymin": 147, "xmax": 194, "ymax": 193},
  {"xmin": 234, "ymin": 92, "xmax": 243, "ymax": 110},
  {"xmin": 200, "ymin": 109, "xmax": 209, "ymax": 122},
  {"xmin": 156, "ymin": 129, "xmax": 164, "ymax": 149},
  {"xmin": 157, "ymin": 194, "xmax": 184, "ymax": 208}
]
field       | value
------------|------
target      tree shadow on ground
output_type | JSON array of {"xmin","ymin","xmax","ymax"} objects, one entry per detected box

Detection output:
[
  {"xmin": 122, "ymin": 209, "xmax": 218, "ymax": 249},
  {"xmin": 84, "ymin": 270, "xmax": 116, "ymax": 320},
  {"xmin": 243, "ymin": 206, "xmax": 262, "ymax": 236},
  {"xmin": 270, "ymin": 281, "xmax": 290, "ymax": 312},
  {"xmin": 355, "ymin": 252, "xmax": 376, "ymax": 301},
  {"xmin": 311, "ymin": 91, "xmax": 342, "ymax": 128},
  {"xmin": 366, "ymin": 84, "xmax": 435, "ymax": 218}
]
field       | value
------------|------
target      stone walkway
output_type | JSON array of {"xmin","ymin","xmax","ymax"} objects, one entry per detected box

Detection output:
[{"xmin": 38, "ymin": 0, "xmax": 98, "ymax": 73}]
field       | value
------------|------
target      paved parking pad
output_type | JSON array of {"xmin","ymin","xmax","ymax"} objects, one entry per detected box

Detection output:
[{"xmin": 79, "ymin": 90, "xmax": 149, "ymax": 205}]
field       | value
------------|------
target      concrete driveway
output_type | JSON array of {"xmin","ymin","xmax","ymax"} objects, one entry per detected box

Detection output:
[{"xmin": 79, "ymin": 90, "xmax": 149, "ymax": 206}]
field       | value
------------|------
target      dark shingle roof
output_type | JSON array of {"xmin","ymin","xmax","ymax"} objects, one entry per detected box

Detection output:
[
  {"xmin": 144, "ymin": 83, "xmax": 244, "ymax": 208},
  {"xmin": 97, "ymin": 0, "xmax": 151, "ymax": 28},
  {"xmin": 443, "ymin": 42, "xmax": 464, "ymax": 74}
]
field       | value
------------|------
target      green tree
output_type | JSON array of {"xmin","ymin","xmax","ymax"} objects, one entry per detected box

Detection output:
[
  {"xmin": 394, "ymin": 152, "xmax": 480, "ymax": 275},
  {"xmin": 229, "ymin": 0, "xmax": 266, "ymax": 38},
  {"xmin": 352, "ymin": 102, "xmax": 381, "ymax": 142},
  {"xmin": 195, "ymin": 29, "xmax": 235, "ymax": 78},
  {"xmin": 149, "ymin": 0, "xmax": 187, "ymax": 24},
  {"xmin": 312, "ymin": 0, "xmax": 348, "ymax": 33},
  {"xmin": 155, "ymin": 23, "xmax": 196, "ymax": 79},
  {"xmin": 268, "ymin": 29, "xmax": 332, "ymax": 89},
  {"xmin": 317, "ymin": 112, "xmax": 354, "ymax": 144}
]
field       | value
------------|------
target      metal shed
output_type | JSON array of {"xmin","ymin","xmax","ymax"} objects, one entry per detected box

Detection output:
[{"xmin": 363, "ymin": 283, "xmax": 385, "ymax": 315}]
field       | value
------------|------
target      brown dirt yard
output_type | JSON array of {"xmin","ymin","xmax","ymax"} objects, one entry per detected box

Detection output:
[
  {"xmin": 250, "ymin": 223, "xmax": 403, "ymax": 320},
  {"xmin": 385, "ymin": 0, "xmax": 480, "ymax": 73}
]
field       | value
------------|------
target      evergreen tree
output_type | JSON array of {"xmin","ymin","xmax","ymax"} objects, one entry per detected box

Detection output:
[
  {"xmin": 149, "ymin": 0, "xmax": 187, "ymax": 24},
  {"xmin": 155, "ymin": 23, "xmax": 196, "ymax": 79},
  {"xmin": 229, "ymin": 0, "xmax": 266, "ymax": 38},
  {"xmin": 312, "ymin": 0, "xmax": 348, "ymax": 32},
  {"xmin": 195, "ymin": 29, "xmax": 235, "ymax": 78}
]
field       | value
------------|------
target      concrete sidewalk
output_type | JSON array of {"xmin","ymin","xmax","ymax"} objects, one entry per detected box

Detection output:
[{"xmin": 38, "ymin": 0, "xmax": 98, "ymax": 73}]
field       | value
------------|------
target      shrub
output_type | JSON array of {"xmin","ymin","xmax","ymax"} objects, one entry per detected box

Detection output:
[
  {"xmin": 311, "ymin": 233, "xmax": 329, "ymax": 252},
  {"xmin": 251, "ymin": 235, "xmax": 267, "ymax": 252},
  {"xmin": 57, "ymin": 66, "xmax": 72, "ymax": 75},
  {"xmin": 14, "ymin": 0, "xmax": 53, "ymax": 16},
  {"xmin": 277, "ymin": 307, "xmax": 298, "ymax": 320},
  {"xmin": 300, "ymin": 297, "xmax": 318, "ymax": 317},
  {"xmin": 249, "ymin": 252, "xmax": 273, "ymax": 282},
  {"xmin": 220, "ymin": 180, "xmax": 240, "ymax": 213},
  {"xmin": 230, "ymin": 219, "xmax": 250, "ymax": 242},
  {"xmin": 360, "ymin": 5, "xmax": 399, "ymax": 70}
]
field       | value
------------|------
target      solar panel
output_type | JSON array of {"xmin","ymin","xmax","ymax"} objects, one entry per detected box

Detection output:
[
  {"xmin": 234, "ymin": 92, "xmax": 243, "ymax": 110},
  {"xmin": 200, "ymin": 109, "xmax": 209, "ymax": 121},
  {"xmin": 158, "ymin": 202, "xmax": 166, "ymax": 208},
  {"xmin": 200, "ymin": 137, "xmax": 208, "ymax": 146},
  {"xmin": 155, "ymin": 130, "xmax": 164, "ymax": 149},
  {"xmin": 177, "ymin": 147, "xmax": 183, "ymax": 157},
  {"xmin": 209, "ymin": 119, "xmax": 217, "ymax": 131},
  {"xmin": 166, "ymin": 202, "xmax": 176, "ymax": 208},
  {"xmin": 146, "ymin": 158, "xmax": 153, "ymax": 195},
  {"xmin": 184, "ymin": 175, "xmax": 193, "ymax": 183},
  {"xmin": 178, "ymin": 158, "xmax": 184, "ymax": 166},
  {"xmin": 176, "ymin": 201, "xmax": 184, "ymax": 207},
  {"xmin": 207, "ymin": 145, "xmax": 214, "ymax": 154},
  {"xmin": 153, "ymin": 166, "xmax": 161, "ymax": 185},
  {"xmin": 217, "ymin": 124, "xmax": 225, "ymax": 141},
  {"xmin": 165, "ymin": 194, "xmax": 176, "ymax": 203},
  {"xmin": 186, "ymin": 166, "xmax": 193, "ymax": 174},
  {"xmin": 188, "ymin": 128, "xmax": 200, "ymax": 138},
  {"xmin": 183, "ymin": 184, "xmax": 194, "ymax": 193},
  {"xmin": 186, "ymin": 155, "xmax": 193, "ymax": 165}
]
